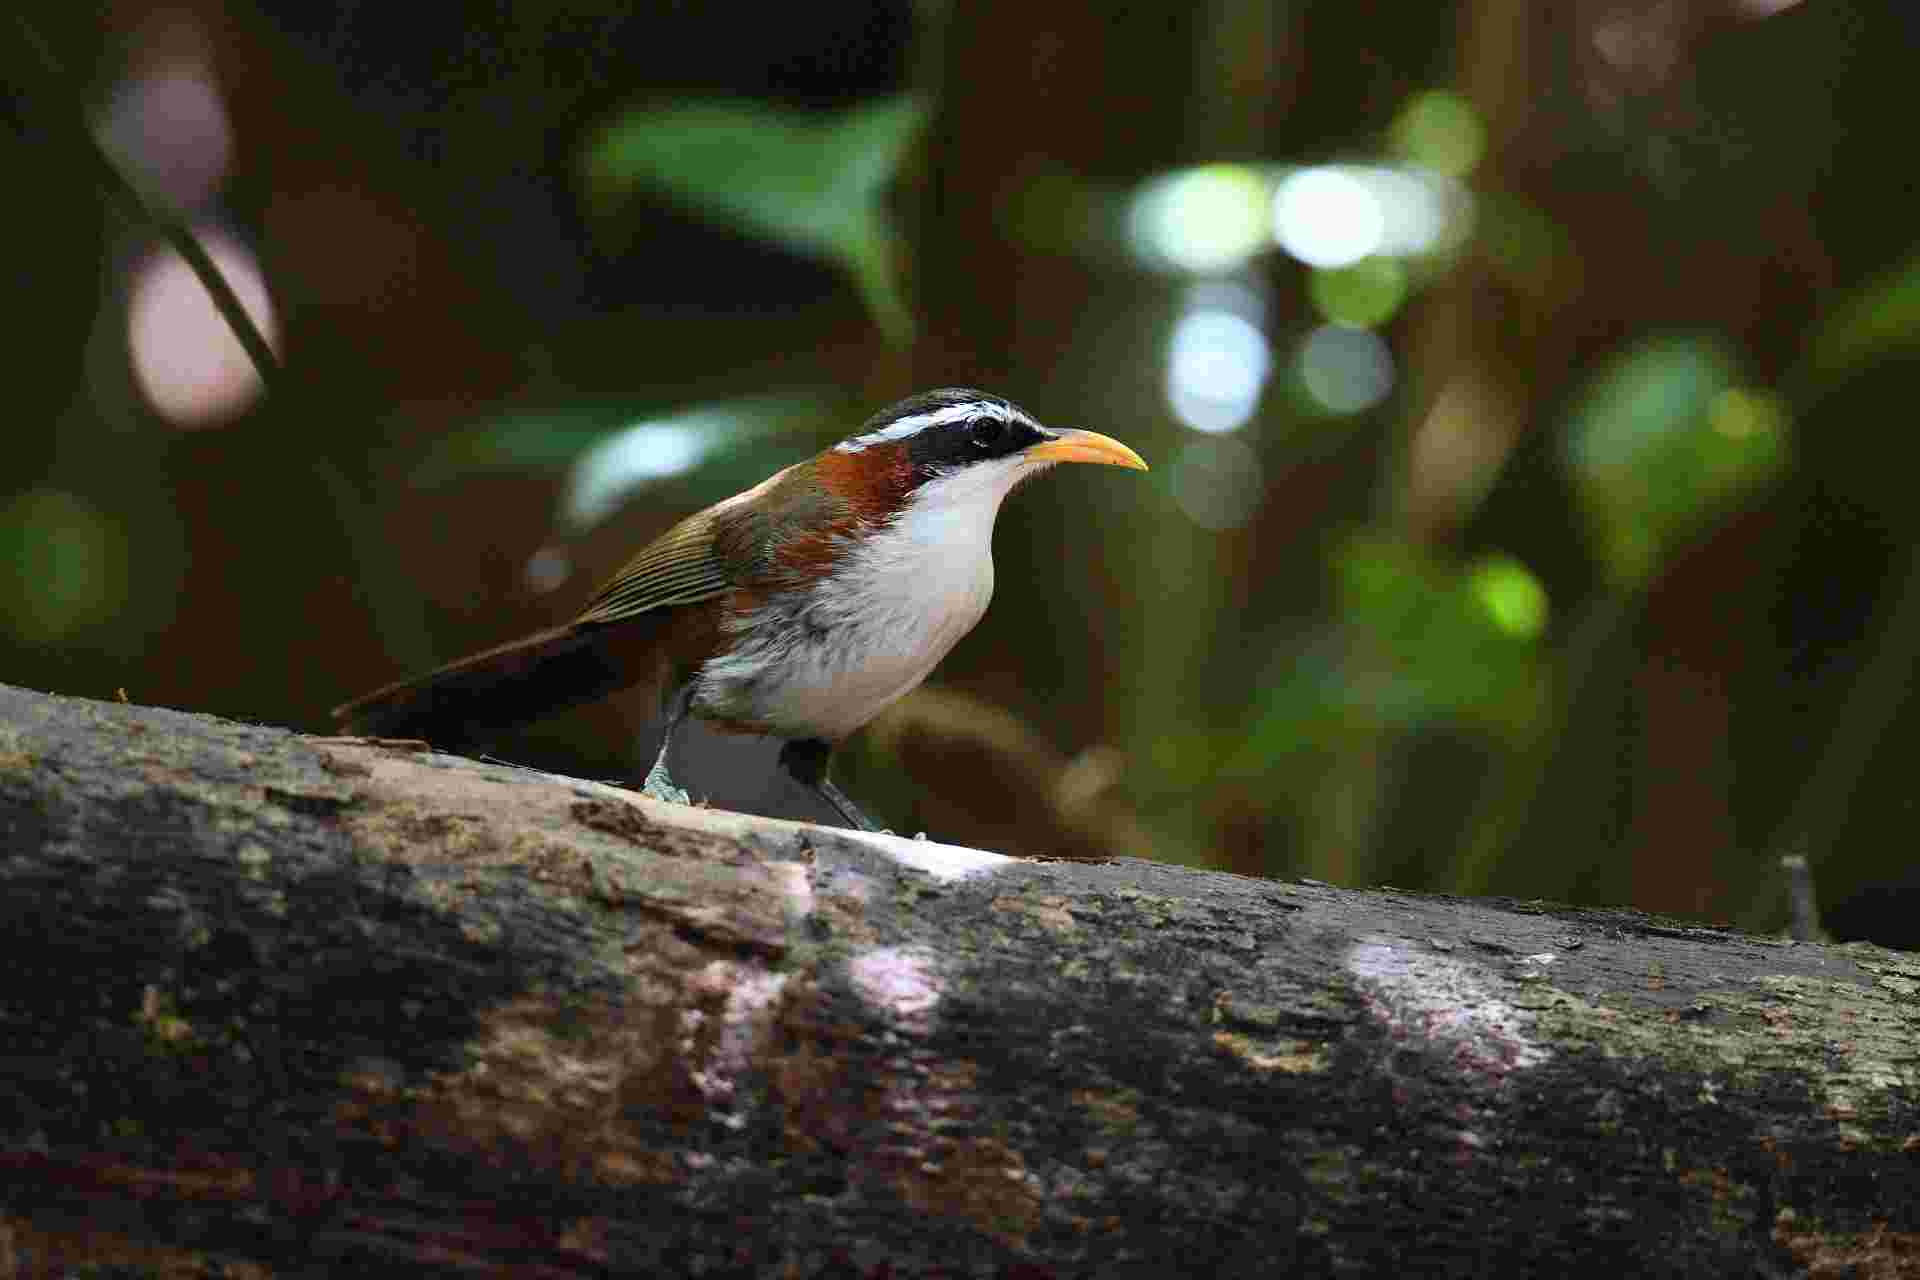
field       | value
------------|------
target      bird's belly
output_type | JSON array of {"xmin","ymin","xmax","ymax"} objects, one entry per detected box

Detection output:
[
  {"xmin": 693, "ymin": 555, "xmax": 992, "ymax": 742},
  {"xmin": 732, "ymin": 625, "xmax": 964, "ymax": 739}
]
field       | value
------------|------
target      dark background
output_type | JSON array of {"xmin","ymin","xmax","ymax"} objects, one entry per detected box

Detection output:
[{"xmin": 5, "ymin": 0, "xmax": 1918, "ymax": 944}]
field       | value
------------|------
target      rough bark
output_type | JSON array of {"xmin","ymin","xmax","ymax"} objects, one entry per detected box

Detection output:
[{"xmin": 0, "ymin": 682, "xmax": 1914, "ymax": 1278}]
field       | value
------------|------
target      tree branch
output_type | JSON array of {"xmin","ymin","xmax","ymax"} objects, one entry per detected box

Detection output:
[{"xmin": 0, "ymin": 682, "xmax": 1913, "ymax": 1275}]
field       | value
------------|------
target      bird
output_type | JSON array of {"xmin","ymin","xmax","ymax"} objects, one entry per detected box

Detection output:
[{"xmin": 332, "ymin": 388, "xmax": 1148, "ymax": 831}]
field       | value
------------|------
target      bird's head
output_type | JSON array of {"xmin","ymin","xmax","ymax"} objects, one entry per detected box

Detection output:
[
  {"xmin": 697, "ymin": 389, "xmax": 1147, "ymax": 592},
  {"xmin": 815, "ymin": 388, "xmax": 1148, "ymax": 529}
]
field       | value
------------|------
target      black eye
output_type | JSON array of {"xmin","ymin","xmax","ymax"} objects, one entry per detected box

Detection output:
[{"xmin": 969, "ymin": 416, "xmax": 1007, "ymax": 449}]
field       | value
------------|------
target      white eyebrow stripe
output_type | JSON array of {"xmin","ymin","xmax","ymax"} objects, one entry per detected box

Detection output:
[{"xmin": 834, "ymin": 400, "xmax": 1011, "ymax": 453}]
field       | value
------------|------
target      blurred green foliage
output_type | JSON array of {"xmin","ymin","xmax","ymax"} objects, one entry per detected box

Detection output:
[
  {"xmin": 1332, "ymin": 535, "xmax": 1547, "ymax": 736},
  {"xmin": 0, "ymin": 489, "xmax": 128, "ymax": 644},
  {"xmin": 1566, "ymin": 336, "xmax": 1788, "ymax": 590},
  {"xmin": 1801, "ymin": 248, "xmax": 1920, "ymax": 392}
]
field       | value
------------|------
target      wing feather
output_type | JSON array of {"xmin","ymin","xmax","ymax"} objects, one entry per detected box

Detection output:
[{"xmin": 575, "ymin": 509, "xmax": 732, "ymax": 624}]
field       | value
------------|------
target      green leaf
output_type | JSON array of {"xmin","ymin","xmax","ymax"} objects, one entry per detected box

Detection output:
[
  {"xmin": 1564, "ymin": 336, "xmax": 1789, "ymax": 589},
  {"xmin": 1800, "ymin": 248, "xmax": 1920, "ymax": 392},
  {"xmin": 582, "ymin": 95, "xmax": 929, "ymax": 344}
]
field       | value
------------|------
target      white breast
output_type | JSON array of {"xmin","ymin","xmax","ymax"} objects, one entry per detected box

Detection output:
[{"xmin": 693, "ymin": 454, "xmax": 1036, "ymax": 741}]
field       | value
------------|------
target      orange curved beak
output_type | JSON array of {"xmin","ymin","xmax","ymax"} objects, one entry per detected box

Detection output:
[{"xmin": 1024, "ymin": 428, "xmax": 1149, "ymax": 471}]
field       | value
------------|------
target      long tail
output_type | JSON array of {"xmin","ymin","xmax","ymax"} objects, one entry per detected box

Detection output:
[{"xmin": 331, "ymin": 622, "xmax": 648, "ymax": 748}]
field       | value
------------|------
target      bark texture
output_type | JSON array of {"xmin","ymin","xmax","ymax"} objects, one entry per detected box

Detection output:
[{"xmin": 0, "ymin": 682, "xmax": 1915, "ymax": 1277}]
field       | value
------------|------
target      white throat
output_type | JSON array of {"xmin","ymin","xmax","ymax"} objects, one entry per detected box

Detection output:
[{"xmin": 693, "ymin": 454, "xmax": 1042, "ymax": 741}]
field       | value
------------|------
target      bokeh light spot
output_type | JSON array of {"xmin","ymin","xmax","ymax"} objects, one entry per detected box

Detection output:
[
  {"xmin": 524, "ymin": 545, "xmax": 571, "ymax": 594},
  {"xmin": 1368, "ymin": 167, "xmax": 1469, "ymax": 259},
  {"xmin": 1166, "ymin": 305, "xmax": 1272, "ymax": 433},
  {"xmin": 1275, "ymin": 165, "xmax": 1472, "ymax": 270},
  {"xmin": 1468, "ymin": 557, "xmax": 1550, "ymax": 639},
  {"xmin": 99, "ymin": 60, "xmax": 233, "ymax": 208},
  {"xmin": 1127, "ymin": 164, "xmax": 1272, "ymax": 274},
  {"xmin": 1169, "ymin": 436, "xmax": 1265, "ymax": 530},
  {"xmin": 567, "ymin": 421, "xmax": 711, "ymax": 529},
  {"xmin": 1272, "ymin": 168, "xmax": 1384, "ymax": 268},
  {"xmin": 1309, "ymin": 258, "xmax": 1409, "ymax": 329},
  {"xmin": 126, "ymin": 232, "xmax": 276, "ymax": 427},
  {"xmin": 1297, "ymin": 326, "xmax": 1395, "ymax": 414},
  {"xmin": 1390, "ymin": 91, "xmax": 1487, "ymax": 179}
]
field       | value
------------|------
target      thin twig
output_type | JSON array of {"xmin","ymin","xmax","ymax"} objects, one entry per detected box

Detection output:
[
  {"xmin": 7, "ymin": 12, "xmax": 443, "ymax": 679},
  {"xmin": 1778, "ymin": 853, "xmax": 1827, "ymax": 943},
  {"xmin": 1738, "ymin": 541, "xmax": 1920, "ymax": 929},
  {"xmin": 8, "ymin": 12, "xmax": 281, "ymax": 390}
]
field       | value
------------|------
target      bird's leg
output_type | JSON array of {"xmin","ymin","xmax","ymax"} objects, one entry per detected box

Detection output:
[
  {"xmin": 640, "ymin": 686, "xmax": 694, "ymax": 806},
  {"xmin": 778, "ymin": 738, "xmax": 883, "ymax": 833}
]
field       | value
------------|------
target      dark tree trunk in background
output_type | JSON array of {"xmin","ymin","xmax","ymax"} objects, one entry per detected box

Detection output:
[{"xmin": 0, "ymin": 682, "xmax": 1913, "ymax": 1276}]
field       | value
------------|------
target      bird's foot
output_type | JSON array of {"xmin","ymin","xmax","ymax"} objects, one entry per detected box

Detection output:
[
  {"xmin": 639, "ymin": 760, "xmax": 692, "ymax": 807},
  {"xmin": 814, "ymin": 778, "xmax": 885, "ymax": 833}
]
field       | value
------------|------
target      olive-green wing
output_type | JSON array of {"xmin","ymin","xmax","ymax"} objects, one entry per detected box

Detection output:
[{"xmin": 574, "ymin": 508, "xmax": 734, "ymax": 625}]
